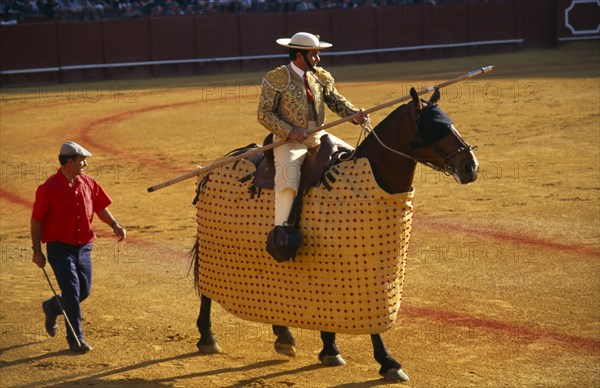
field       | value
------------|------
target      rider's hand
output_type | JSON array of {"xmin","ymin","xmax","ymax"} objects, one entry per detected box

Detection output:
[
  {"xmin": 288, "ymin": 127, "xmax": 308, "ymax": 143},
  {"xmin": 353, "ymin": 109, "xmax": 369, "ymax": 125}
]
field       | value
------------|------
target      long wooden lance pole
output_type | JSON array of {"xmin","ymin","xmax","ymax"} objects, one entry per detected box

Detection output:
[{"xmin": 147, "ymin": 65, "xmax": 494, "ymax": 192}]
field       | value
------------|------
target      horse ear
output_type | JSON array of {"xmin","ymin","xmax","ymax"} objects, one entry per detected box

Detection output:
[
  {"xmin": 410, "ymin": 87, "xmax": 422, "ymax": 111},
  {"xmin": 430, "ymin": 87, "xmax": 441, "ymax": 104}
]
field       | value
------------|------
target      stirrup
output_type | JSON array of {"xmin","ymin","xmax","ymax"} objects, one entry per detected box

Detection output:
[{"xmin": 266, "ymin": 225, "xmax": 302, "ymax": 263}]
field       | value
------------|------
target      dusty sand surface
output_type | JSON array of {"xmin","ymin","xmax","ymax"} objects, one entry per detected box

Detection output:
[{"xmin": 0, "ymin": 42, "xmax": 598, "ymax": 387}]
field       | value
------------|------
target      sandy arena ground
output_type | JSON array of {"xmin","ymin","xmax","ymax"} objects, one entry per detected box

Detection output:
[{"xmin": 0, "ymin": 42, "xmax": 598, "ymax": 387}]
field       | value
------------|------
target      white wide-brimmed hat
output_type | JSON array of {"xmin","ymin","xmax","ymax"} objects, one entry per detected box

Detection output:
[{"xmin": 276, "ymin": 32, "xmax": 332, "ymax": 50}]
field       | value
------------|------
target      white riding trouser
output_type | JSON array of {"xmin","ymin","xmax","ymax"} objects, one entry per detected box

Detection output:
[{"xmin": 273, "ymin": 121, "xmax": 352, "ymax": 226}]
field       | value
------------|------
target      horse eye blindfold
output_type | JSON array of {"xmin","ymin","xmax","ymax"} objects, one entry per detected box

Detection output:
[{"xmin": 416, "ymin": 105, "xmax": 454, "ymax": 144}]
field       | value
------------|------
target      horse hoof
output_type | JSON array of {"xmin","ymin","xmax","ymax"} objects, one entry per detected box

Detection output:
[
  {"xmin": 274, "ymin": 342, "xmax": 297, "ymax": 357},
  {"xmin": 196, "ymin": 341, "xmax": 222, "ymax": 354},
  {"xmin": 319, "ymin": 354, "xmax": 346, "ymax": 367},
  {"xmin": 382, "ymin": 368, "xmax": 410, "ymax": 382}
]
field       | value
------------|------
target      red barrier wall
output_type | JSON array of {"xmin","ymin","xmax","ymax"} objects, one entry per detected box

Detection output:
[
  {"xmin": 1, "ymin": 0, "xmax": 598, "ymax": 85},
  {"xmin": 103, "ymin": 18, "xmax": 152, "ymax": 63},
  {"xmin": 1, "ymin": 23, "xmax": 58, "ymax": 70}
]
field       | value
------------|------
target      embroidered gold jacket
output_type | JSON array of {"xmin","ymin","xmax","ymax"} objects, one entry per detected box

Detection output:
[{"xmin": 257, "ymin": 65, "xmax": 358, "ymax": 138}]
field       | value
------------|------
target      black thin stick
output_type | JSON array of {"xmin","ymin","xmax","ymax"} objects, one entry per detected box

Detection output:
[{"xmin": 42, "ymin": 266, "xmax": 81, "ymax": 348}]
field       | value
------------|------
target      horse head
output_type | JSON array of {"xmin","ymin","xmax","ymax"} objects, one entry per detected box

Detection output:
[
  {"xmin": 355, "ymin": 87, "xmax": 479, "ymax": 193},
  {"xmin": 408, "ymin": 87, "xmax": 479, "ymax": 184}
]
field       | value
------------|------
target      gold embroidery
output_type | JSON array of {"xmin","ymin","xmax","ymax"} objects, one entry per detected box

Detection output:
[
  {"xmin": 314, "ymin": 66, "xmax": 334, "ymax": 85},
  {"xmin": 258, "ymin": 65, "xmax": 358, "ymax": 138}
]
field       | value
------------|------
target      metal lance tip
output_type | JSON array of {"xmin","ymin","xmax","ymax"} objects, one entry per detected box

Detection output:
[{"xmin": 467, "ymin": 66, "xmax": 495, "ymax": 77}]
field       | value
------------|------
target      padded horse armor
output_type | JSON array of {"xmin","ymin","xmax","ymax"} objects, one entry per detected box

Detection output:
[{"xmin": 193, "ymin": 156, "xmax": 415, "ymax": 334}]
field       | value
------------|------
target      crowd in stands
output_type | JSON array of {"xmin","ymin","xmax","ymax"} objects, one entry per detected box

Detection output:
[{"xmin": 0, "ymin": 0, "xmax": 500, "ymax": 24}]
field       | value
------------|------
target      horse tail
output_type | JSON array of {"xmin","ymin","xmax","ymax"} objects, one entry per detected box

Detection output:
[{"xmin": 188, "ymin": 235, "xmax": 200, "ymax": 294}]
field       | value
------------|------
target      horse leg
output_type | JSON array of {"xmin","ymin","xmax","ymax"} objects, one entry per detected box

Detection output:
[
  {"xmin": 272, "ymin": 325, "xmax": 297, "ymax": 356},
  {"xmin": 371, "ymin": 334, "xmax": 409, "ymax": 382},
  {"xmin": 196, "ymin": 294, "xmax": 221, "ymax": 354},
  {"xmin": 318, "ymin": 332, "xmax": 346, "ymax": 366}
]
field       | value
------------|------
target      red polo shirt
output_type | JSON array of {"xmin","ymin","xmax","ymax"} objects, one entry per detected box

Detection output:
[{"xmin": 32, "ymin": 169, "xmax": 112, "ymax": 245}]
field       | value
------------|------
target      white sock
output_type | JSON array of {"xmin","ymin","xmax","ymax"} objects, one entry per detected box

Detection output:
[{"xmin": 274, "ymin": 188, "xmax": 296, "ymax": 226}]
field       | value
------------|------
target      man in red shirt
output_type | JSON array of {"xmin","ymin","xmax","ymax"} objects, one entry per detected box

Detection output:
[{"xmin": 31, "ymin": 141, "xmax": 126, "ymax": 353}]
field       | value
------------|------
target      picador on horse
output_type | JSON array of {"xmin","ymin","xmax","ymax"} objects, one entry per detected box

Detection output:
[
  {"xmin": 258, "ymin": 32, "xmax": 368, "ymax": 262},
  {"xmin": 191, "ymin": 31, "xmax": 481, "ymax": 383}
]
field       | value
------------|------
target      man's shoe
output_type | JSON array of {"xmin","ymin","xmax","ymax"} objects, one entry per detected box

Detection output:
[
  {"xmin": 42, "ymin": 300, "xmax": 58, "ymax": 337},
  {"xmin": 69, "ymin": 341, "xmax": 92, "ymax": 353}
]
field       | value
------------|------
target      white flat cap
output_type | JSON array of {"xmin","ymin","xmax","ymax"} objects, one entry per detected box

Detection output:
[{"xmin": 59, "ymin": 141, "xmax": 92, "ymax": 157}]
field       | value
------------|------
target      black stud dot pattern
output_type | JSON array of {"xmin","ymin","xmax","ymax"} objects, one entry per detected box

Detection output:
[{"xmin": 196, "ymin": 158, "xmax": 414, "ymax": 335}]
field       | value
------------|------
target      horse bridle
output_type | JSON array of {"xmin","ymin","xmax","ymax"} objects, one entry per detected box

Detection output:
[
  {"xmin": 352, "ymin": 103, "xmax": 477, "ymax": 176},
  {"xmin": 412, "ymin": 118, "xmax": 478, "ymax": 175}
]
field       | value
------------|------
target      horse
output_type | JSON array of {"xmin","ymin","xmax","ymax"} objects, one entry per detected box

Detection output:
[{"xmin": 191, "ymin": 87, "xmax": 479, "ymax": 382}]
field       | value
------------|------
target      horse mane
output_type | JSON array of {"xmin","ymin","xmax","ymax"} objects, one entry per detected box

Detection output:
[
  {"xmin": 356, "ymin": 102, "xmax": 412, "ymax": 153},
  {"xmin": 376, "ymin": 102, "xmax": 411, "ymax": 129}
]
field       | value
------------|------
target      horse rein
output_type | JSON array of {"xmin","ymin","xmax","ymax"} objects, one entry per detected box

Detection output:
[{"xmin": 338, "ymin": 117, "xmax": 411, "ymax": 162}]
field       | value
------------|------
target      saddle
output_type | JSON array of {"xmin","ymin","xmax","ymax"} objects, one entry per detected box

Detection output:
[
  {"xmin": 253, "ymin": 133, "xmax": 351, "ymax": 193},
  {"xmin": 194, "ymin": 134, "xmax": 352, "ymax": 207}
]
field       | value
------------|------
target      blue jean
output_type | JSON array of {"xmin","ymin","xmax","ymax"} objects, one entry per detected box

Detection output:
[{"xmin": 46, "ymin": 241, "xmax": 92, "ymax": 345}]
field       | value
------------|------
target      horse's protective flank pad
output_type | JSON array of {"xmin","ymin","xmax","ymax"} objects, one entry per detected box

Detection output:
[{"xmin": 195, "ymin": 157, "xmax": 414, "ymax": 335}]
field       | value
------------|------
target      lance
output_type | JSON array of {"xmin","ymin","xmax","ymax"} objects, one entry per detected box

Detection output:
[{"xmin": 147, "ymin": 65, "xmax": 494, "ymax": 193}]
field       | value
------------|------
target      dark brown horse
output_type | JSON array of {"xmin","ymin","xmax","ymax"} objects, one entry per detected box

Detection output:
[{"xmin": 194, "ymin": 88, "xmax": 479, "ymax": 382}]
